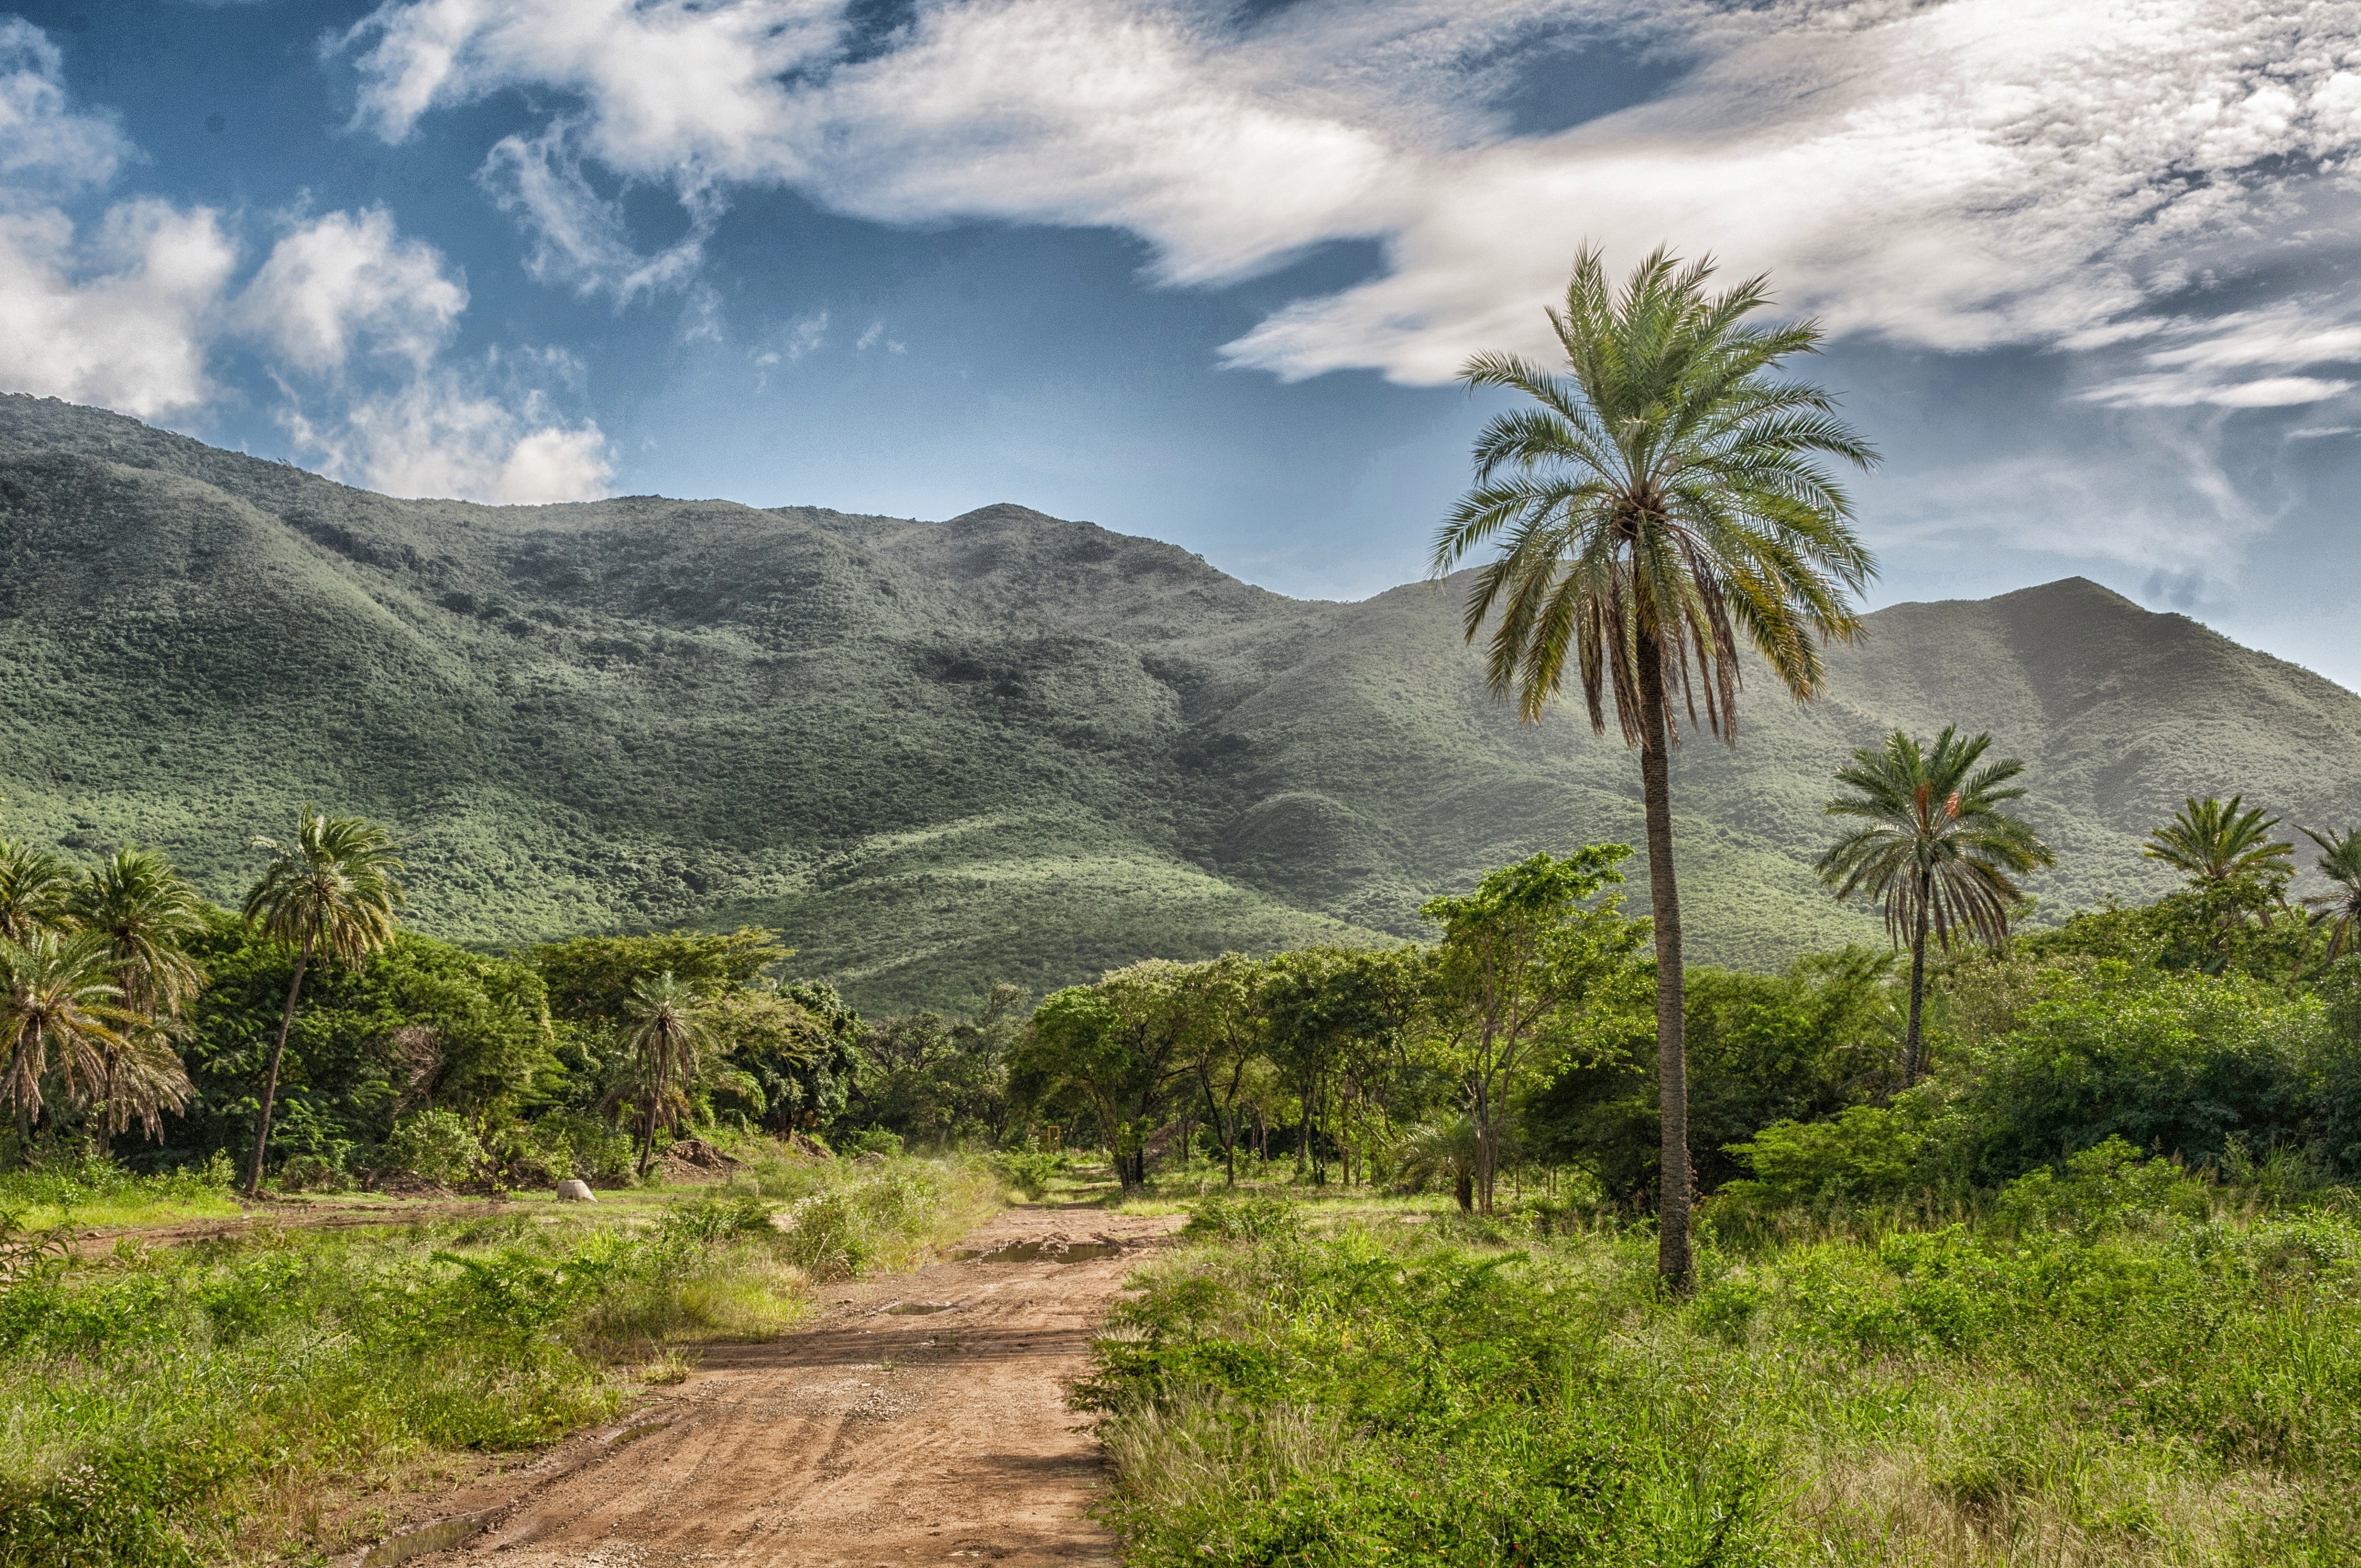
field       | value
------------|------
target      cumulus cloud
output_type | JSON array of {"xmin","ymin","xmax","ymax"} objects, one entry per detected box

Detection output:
[
  {"xmin": 0, "ymin": 200, "xmax": 237, "ymax": 417},
  {"xmin": 238, "ymin": 206, "xmax": 469, "ymax": 372},
  {"xmin": 0, "ymin": 18, "xmax": 132, "ymax": 193},
  {"xmin": 0, "ymin": 18, "xmax": 608, "ymax": 504},
  {"xmin": 0, "ymin": 23, "xmax": 233, "ymax": 417},
  {"xmin": 284, "ymin": 372, "xmax": 613, "ymax": 503}
]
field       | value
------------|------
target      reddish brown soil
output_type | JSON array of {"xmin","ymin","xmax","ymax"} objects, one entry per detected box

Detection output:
[{"xmin": 384, "ymin": 1205, "xmax": 1180, "ymax": 1568}]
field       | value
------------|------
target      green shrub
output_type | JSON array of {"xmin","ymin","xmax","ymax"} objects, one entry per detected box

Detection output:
[
  {"xmin": 1184, "ymin": 1193, "xmax": 1299, "ymax": 1243},
  {"xmin": 378, "ymin": 1109, "xmax": 486, "ymax": 1187}
]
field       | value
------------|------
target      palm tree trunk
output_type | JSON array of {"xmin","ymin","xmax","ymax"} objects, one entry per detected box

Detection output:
[
  {"xmin": 1904, "ymin": 888, "xmax": 1931, "ymax": 1087},
  {"xmin": 246, "ymin": 933, "xmax": 312, "ymax": 1196},
  {"xmin": 1634, "ymin": 633, "xmax": 1691, "ymax": 1291}
]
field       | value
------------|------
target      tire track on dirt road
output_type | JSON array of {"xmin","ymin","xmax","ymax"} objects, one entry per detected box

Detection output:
[{"xmin": 386, "ymin": 1206, "xmax": 1181, "ymax": 1568}]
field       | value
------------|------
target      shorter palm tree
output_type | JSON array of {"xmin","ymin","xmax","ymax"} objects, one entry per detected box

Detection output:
[
  {"xmin": 0, "ymin": 842, "xmax": 76, "ymax": 943},
  {"xmin": 242, "ymin": 809, "xmax": 404, "ymax": 1195},
  {"xmin": 1817, "ymin": 728, "xmax": 2054, "ymax": 1086},
  {"xmin": 69, "ymin": 849, "xmax": 208, "ymax": 1146},
  {"xmin": 72, "ymin": 848, "xmax": 209, "ymax": 1021},
  {"xmin": 0, "ymin": 930, "xmax": 132, "ymax": 1155},
  {"xmin": 2145, "ymin": 796, "xmax": 2295, "ymax": 890},
  {"xmin": 2300, "ymin": 826, "xmax": 2361, "ymax": 965},
  {"xmin": 604, "ymin": 972, "xmax": 712, "ymax": 1179}
]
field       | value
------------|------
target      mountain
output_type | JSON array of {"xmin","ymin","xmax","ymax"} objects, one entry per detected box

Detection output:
[{"xmin": 6, "ymin": 394, "xmax": 2360, "ymax": 1011}]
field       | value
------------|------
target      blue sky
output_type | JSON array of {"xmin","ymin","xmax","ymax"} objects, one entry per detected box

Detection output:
[{"xmin": 5, "ymin": 1, "xmax": 2361, "ymax": 684}]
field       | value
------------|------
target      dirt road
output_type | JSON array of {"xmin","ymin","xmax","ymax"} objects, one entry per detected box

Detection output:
[{"xmin": 381, "ymin": 1205, "xmax": 1179, "ymax": 1568}]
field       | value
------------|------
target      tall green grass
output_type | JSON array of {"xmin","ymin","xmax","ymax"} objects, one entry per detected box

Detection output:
[
  {"xmin": 0, "ymin": 1155, "xmax": 1003, "ymax": 1567},
  {"xmin": 1086, "ymin": 1155, "xmax": 2361, "ymax": 1566}
]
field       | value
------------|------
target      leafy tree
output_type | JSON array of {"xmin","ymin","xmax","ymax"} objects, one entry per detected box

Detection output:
[
  {"xmin": 1016, "ymin": 961, "xmax": 1204, "ymax": 1187},
  {"xmin": 529, "ymin": 928, "xmax": 789, "ymax": 1023},
  {"xmin": 1180, "ymin": 954, "xmax": 1268, "ymax": 1185},
  {"xmin": 175, "ymin": 923, "xmax": 551, "ymax": 1170},
  {"xmin": 1816, "ymin": 727, "xmax": 2054, "ymax": 1085},
  {"xmin": 0, "ymin": 929, "xmax": 131, "ymax": 1153},
  {"xmin": 842, "ymin": 986, "xmax": 1025, "ymax": 1146},
  {"xmin": 240, "ymin": 809, "xmax": 404, "ymax": 1195},
  {"xmin": 1430, "ymin": 247, "xmax": 1877, "ymax": 1286},
  {"xmin": 1261, "ymin": 947, "xmax": 1418, "ymax": 1188},
  {"xmin": 1527, "ymin": 950, "xmax": 1891, "ymax": 1202},
  {"xmin": 2299, "ymin": 826, "xmax": 2361, "ymax": 965},
  {"xmin": 1418, "ymin": 847, "xmax": 1645, "ymax": 1211},
  {"xmin": 0, "ymin": 841, "xmax": 74, "ymax": 944},
  {"xmin": 605, "ymin": 972, "xmax": 711, "ymax": 1178}
]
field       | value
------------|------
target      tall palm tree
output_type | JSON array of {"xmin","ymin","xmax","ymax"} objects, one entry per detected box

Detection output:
[
  {"xmin": 1816, "ymin": 728, "xmax": 2054, "ymax": 1086},
  {"xmin": 2145, "ymin": 796, "xmax": 2294, "ymax": 889},
  {"xmin": 242, "ymin": 809, "xmax": 404, "ymax": 1195},
  {"xmin": 0, "ymin": 841, "xmax": 76, "ymax": 944},
  {"xmin": 2300, "ymin": 826, "xmax": 2361, "ymax": 965},
  {"xmin": 0, "ymin": 930, "xmax": 130, "ymax": 1155},
  {"xmin": 605, "ymin": 972, "xmax": 711, "ymax": 1179},
  {"xmin": 68, "ymin": 848, "xmax": 208, "ymax": 1146},
  {"xmin": 1431, "ymin": 246, "xmax": 1876, "ymax": 1289}
]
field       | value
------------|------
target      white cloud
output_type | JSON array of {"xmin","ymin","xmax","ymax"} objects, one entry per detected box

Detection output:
[
  {"xmin": 342, "ymin": 0, "xmax": 2361, "ymax": 393},
  {"xmin": 0, "ymin": 200, "xmax": 237, "ymax": 418},
  {"xmin": 479, "ymin": 121, "xmax": 716, "ymax": 299},
  {"xmin": 237, "ymin": 206, "xmax": 469, "ymax": 372},
  {"xmin": 0, "ymin": 25, "xmax": 227, "ymax": 418},
  {"xmin": 2078, "ymin": 298, "xmax": 2361, "ymax": 407},
  {"xmin": 0, "ymin": 18, "xmax": 132, "ymax": 193},
  {"xmin": 0, "ymin": 18, "xmax": 608, "ymax": 505},
  {"xmin": 284, "ymin": 372, "xmax": 613, "ymax": 502}
]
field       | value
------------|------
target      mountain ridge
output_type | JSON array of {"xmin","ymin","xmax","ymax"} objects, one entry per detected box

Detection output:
[{"xmin": 6, "ymin": 394, "xmax": 2358, "ymax": 1010}]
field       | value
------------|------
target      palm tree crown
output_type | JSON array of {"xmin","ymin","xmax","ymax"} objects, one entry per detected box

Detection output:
[
  {"xmin": 244, "ymin": 809, "xmax": 405, "ymax": 963},
  {"xmin": 0, "ymin": 841, "xmax": 77, "ymax": 945},
  {"xmin": 1430, "ymin": 246, "xmax": 1878, "ymax": 1291},
  {"xmin": 0, "ymin": 929, "xmax": 130, "ymax": 1145},
  {"xmin": 612, "ymin": 972, "xmax": 711, "ymax": 1178},
  {"xmin": 1432, "ymin": 244, "xmax": 1878, "ymax": 737},
  {"xmin": 72, "ymin": 847, "xmax": 209, "ymax": 1020},
  {"xmin": 1819, "ymin": 727, "xmax": 2055, "ymax": 950},
  {"xmin": 2301, "ymin": 826, "xmax": 2361, "ymax": 964},
  {"xmin": 2144, "ymin": 796, "xmax": 2294, "ymax": 888}
]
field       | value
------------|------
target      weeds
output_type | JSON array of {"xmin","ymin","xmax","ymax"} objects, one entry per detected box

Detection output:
[
  {"xmin": 1091, "ymin": 1173, "xmax": 2361, "ymax": 1565},
  {"xmin": 0, "ymin": 1152, "xmax": 998, "ymax": 1566}
]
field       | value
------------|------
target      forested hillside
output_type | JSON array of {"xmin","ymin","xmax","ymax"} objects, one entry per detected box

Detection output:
[{"xmin": 7, "ymin": 393, "xmax": 2361, "ymax": 1008}]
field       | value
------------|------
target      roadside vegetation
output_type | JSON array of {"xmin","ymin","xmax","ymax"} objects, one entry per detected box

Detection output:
[
  {"xmin": 0, "ymin": 1150, "xmax": 999, "ymax": 1567},
  {"xmin": 1086, "ymin": 1169, "xmax": 2360, "ymax": 1566}
]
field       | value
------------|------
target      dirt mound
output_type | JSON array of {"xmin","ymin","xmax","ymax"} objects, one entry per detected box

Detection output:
[{"xmin": 658, "ymin": 1137, "xmax": 746, "ymax": 1182}]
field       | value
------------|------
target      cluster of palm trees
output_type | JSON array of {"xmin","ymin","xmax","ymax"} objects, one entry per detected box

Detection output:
[
  {"xmin": 1434, "ymin": 243, "xmax": 2361, "ymax": 1287},
  {"xmin": 2141, "ymin": 794, "xmax": 2361, "ymax": 959},
  {"xmin": 0, "ymin": 843, "xmax": 208, "ymax": 1153},
  {"xmin": 0, "ymin": 807, "xmax": 404, "ymax": 1196}
]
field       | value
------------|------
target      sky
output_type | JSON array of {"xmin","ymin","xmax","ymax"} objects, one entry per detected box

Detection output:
[{"xmin": 4, "ymin": 1, "xmax": 2361, "ymax": 684}]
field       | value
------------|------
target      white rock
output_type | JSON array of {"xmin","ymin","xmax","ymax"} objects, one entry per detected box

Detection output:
[{"xmin": 555, "ymin": 1178, "xmax": 596, "ymax": 1202}]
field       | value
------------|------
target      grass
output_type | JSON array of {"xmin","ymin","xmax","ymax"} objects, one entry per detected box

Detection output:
[
  {"xmin": 0, "ymin": 1151, "xmax": 1004, "ymax": 1567},
  {"xmin": 0, "ymin": 1155, "xmax": 244, "ymax": 1234},
  {"xmin": 1082, "ymin": 1167, "xmax": 2361, "ymax": 1566}
]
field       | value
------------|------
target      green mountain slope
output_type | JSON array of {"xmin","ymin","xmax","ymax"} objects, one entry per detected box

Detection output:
[{"xmin": 7, "ymin": 394, "xmax": 2359, "ymax": 1009}]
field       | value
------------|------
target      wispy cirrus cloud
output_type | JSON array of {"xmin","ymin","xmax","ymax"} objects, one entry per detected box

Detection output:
[{"xmin": 338, "ymin": 0, "xmax": 2361, "ymax": 391}]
